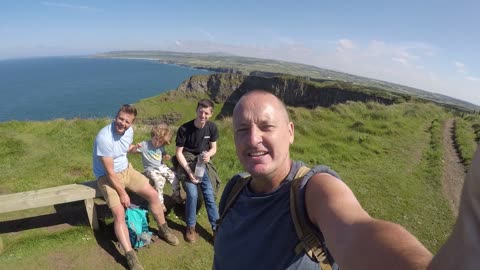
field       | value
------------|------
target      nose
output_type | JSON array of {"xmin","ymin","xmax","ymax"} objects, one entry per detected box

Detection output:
[{"xmin": 246, "ymin": 126, "xmax": 262, "ymax": 146}]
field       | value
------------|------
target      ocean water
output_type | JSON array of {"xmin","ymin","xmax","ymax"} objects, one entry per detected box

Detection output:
[{"xmin": 0, "ymin": 57, "xmax": 210, "ymax": 122}]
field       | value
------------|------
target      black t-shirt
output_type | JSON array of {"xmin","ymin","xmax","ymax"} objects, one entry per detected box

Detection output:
[{"xmin": 175, "ymin": 120, "xmax": 219, "ymax": 155}]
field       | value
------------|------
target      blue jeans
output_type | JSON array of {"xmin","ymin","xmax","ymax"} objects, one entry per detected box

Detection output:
[{"xmin": 184, "ymin": 171, "xmax": 219, "ymax": 230}]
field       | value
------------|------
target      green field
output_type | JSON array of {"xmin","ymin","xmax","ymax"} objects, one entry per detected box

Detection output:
[{"xmin": 0, "ymin": 90, "xmax": 477, "ymax": 269}]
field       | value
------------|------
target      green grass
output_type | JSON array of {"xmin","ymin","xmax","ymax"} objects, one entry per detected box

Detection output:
[
  {"xmin": 0, "ymin": 118, "xmax": 109, "ymax": 192},
  {"xmin": 1, "ymin": 226, "xmax": 93, "ymax": 263},
  {"xmin": 0, "ymin": 91, "xmax": 458, "ymax": 268},
  {"xmin": 453, "ymin": 116, "xmax": 480, "ymax": 169}
]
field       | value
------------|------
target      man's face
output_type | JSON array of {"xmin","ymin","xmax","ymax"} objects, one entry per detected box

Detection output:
[
  {"xmin": 232, "ymin": 92, "xmax": 294, "ymax": 178},
  {"xmin": 114, "ymin": 111, "xmax": 135, "ymax": 135},
  {"xmin": 196, "ymin": 106, "xmax": 213, "ymax": 124}
]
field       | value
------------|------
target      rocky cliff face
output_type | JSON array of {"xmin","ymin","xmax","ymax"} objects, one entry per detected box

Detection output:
[
  {"xmin": 176, "ymin": 73, "xmax": 397, "ymax": 118},
  {"xmin": 176, "ymin": 73, "xmax": 245, "ymax": 103}
]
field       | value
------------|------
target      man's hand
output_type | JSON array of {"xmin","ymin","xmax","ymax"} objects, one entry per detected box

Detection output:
[
  {"xmin": 100, "ymin": 156, "xmax": 132, "ymax": 207},
  {"xmin": 176, "ymin": 146, "xmax": 200, "ymax": 184},
  {"xmin": 189, "ymin": 171, "xmax": 200, "ymax": 184},
  {"xmin": 119, "ymin": 189, "xmax": 131, "ymax": 208},
  {"xmin": 201, "ymin": 151, "xmax": 211, "ymax": 163},
  {"xmin": 164, "ymin": 154, "xmax": 171, "ymax": 160}
]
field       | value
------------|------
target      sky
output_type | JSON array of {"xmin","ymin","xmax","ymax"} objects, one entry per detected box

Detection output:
[{"xmin": 1, "ymin": 0, "xmax": 479, "ymax": 105}]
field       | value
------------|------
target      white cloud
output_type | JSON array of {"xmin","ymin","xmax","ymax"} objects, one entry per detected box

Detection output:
[
  {"xmin": 198, "ymin": 29, "xmax": 214, "ymax": 40},
  {"xmin": 364, "ymin": 40, "xmax": 424, "ymax": 65},
  {"xmin": 392, "ymin": 57, "xmax": 409, "ymax": 66},
  {"xmin": 454, "ymin": 61, "xmax": 466, "ymax": 73},
  {"xmin": 466, "ymin": 76, "xmax": 479, "ymax": 82},
  {"xmin": 455, "ymin": 61, "xmax": 465, "ymax": 69},
  {"xmin": 42, "ymin": 2, "xmax": 100, "ymax": 11},
  {"xmin": 337, "ymin": 39, "xmax": 356, "ymax": 50}
]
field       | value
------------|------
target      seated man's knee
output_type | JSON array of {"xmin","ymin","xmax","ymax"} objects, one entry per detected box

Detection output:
[
  {"xmin": 145, "ymin": 187, "xmax": 160, "ymax": 202},
  {"xmin": 137, "ymin": 183, "xmax": 159, "ymax": 203},
  {"xmin": 111, "ymin": 205, "xmax": 126, "ymax": 223}
]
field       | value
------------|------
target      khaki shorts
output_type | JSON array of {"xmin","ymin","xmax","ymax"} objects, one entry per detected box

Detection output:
[{"xmin": 97, "ymin": 163, "xmax": 149, "ymax": 208}]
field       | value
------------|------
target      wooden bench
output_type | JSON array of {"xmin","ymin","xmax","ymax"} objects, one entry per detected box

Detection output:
[{"xmin": 0, "ymin": 180, "xmax": 103, "ymax": 230}]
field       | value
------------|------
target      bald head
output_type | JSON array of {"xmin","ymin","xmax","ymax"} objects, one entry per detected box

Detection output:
[{"xmin": 233, "ymin": 90, "xmax": 290, "ymax": 124}]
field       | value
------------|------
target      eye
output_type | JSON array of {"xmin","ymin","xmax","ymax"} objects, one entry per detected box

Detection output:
[
  {"xmin": 235, "ymin": 128, "xmax": 248, "ymax": 133},
  {"xmin": 261, "ymin": 124, "xmax": 275, "ymax": 131}
]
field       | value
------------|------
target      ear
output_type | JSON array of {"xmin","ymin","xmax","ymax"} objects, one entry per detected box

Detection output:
[{"xmin": 288, "ymin": 122, "xmax": 294, "ymax": 144}]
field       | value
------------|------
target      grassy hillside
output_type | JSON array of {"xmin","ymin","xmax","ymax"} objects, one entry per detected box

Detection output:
[{"xmin": 0, "ymin": 90, "xmax": 472, "ymax": 269}]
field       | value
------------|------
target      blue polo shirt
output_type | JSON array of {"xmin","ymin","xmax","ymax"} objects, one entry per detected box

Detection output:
[{"xmin": 92, "ymin": 122, "xmax": 133, "ymax": 179}]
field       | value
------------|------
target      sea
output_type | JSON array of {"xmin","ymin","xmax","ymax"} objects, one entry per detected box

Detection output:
[{"xmin": 0, "ymin": 57, "xmax": 211, "ymax": 122}]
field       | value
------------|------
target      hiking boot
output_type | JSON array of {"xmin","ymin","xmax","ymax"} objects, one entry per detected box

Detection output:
[
  {"xmin": 157, "ymin": 223, "xmax": 180, "ymax": 246},
  {"xmin": 125, "ymin": 250, "xmax": 144, "ymax": 270},
  {"xmin": 171, "ymin": 192, "xmax": 185, "ymax": 204},
  {"xmin": 185, "ymin": 226, "xmax": 197, "ymax": 243}
]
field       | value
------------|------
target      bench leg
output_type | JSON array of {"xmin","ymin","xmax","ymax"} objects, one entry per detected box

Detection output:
[{"xmin": 84, "ymin": 198, "xmax": 99, "ymax": 230}]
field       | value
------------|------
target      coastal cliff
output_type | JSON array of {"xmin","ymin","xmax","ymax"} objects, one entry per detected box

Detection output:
[{"xmin": 176, "ymin": 73, "xmax": 401, "ymax": 118}]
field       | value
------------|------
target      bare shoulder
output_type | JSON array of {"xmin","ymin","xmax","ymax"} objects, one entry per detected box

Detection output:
[
  {"xmin": 306, "ymin": 172, "xmax": 359, "ymax": 205},
  {"xmin": 305, "ymin": 172, "xmax": 369, "ymax": 230}
]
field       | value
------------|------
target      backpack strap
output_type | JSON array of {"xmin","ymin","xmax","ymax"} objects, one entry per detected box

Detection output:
[
  {"xmin": 217, "ymin": 173, "xmax": 251, "ymax": 227},
  {"xmin": 290, "ymin": 166, "xmax": 333, "ymax": 270}
]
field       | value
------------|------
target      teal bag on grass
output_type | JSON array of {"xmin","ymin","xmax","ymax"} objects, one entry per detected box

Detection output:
[{"xmin": 125, "ymin": 205, "xmax": 152, "ymax": 249}]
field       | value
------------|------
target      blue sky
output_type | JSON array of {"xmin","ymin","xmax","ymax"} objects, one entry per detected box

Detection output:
[{"xmin": 1, "ymin": 1, "xmax": 479, "ymax": 105}]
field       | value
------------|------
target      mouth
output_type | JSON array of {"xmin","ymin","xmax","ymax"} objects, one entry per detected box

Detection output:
[
  {"xmin": 248, "ymin": 151, "xmax": 268, "ymax": 157},
  {"xmin": 115, "ymin": 123, "xmax": 126, "ymax": 132}
]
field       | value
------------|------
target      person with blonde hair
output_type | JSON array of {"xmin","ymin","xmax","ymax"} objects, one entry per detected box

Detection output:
[{"xmin": 131, "ymin": 123, "xmax": 183, "ymax": 211}]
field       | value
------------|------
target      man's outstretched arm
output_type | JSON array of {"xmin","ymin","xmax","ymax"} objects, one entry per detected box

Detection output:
[
  {"xmin": 428, "ymin": 146, "xmax": 480, "ymax": 270},
  {"xmin": 306, "ymin": 173, "xmax": 432, "ymax": 270}
]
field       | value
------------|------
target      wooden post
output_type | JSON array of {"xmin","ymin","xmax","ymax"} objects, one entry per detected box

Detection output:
[{"xmin": 84, "ymin": 198, "xmax": 99, "ymax": 230}]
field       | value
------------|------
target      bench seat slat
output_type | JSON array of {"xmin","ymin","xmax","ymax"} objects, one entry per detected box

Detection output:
[{"xmin": 0, "ymin": 181, "xmax": 102, "ymax": 213}]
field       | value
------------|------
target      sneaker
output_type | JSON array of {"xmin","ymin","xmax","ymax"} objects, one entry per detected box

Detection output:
[
  {"xmin": 171, "ymin": 192, "xmax": 185, "ymax": 205},
  {"xmin": 185, "ymin": 226, "xmax": 197, "ymax": 243},
  {"xmin": 157, "ymin": 223, "xmax": 180, "ymax": 246},
  {"xmin": 125, "ymin": 250, "xmax": 144, "ymax": 270}
]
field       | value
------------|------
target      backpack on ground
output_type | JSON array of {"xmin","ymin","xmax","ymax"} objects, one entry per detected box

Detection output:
[
  {"xmin": 125, "ymin": 205, "xmax": 152, "ymax": 249},
  {"xmin": 218, "ymin": 166, "xmax": 336, "ymax": 270}
]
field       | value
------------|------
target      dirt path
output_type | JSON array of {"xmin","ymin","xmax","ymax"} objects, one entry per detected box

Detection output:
[{"xmin": 442, "ymin": 118, "xmax": 466, "ymax": 217}]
